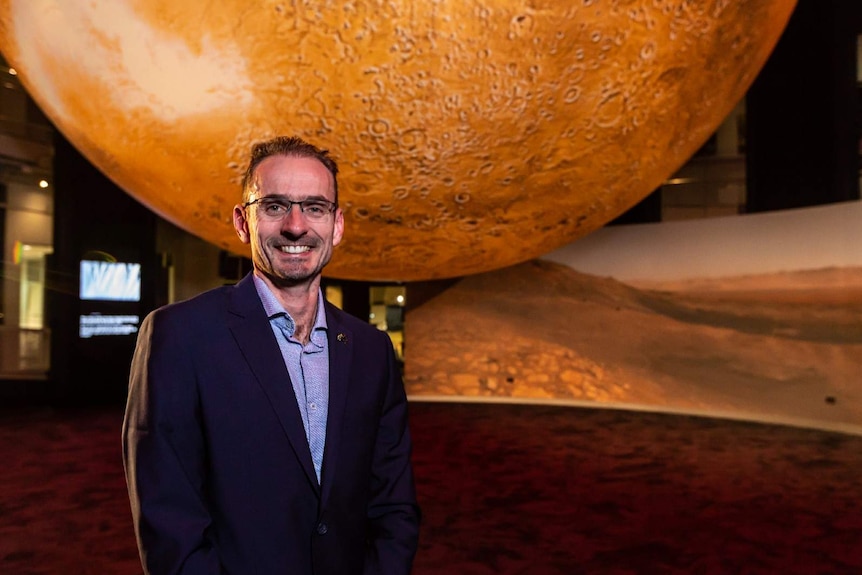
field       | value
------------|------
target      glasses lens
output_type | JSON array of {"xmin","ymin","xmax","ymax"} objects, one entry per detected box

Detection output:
[
  {"xmin": 300, "ymin": 200, "xmax": 333, "ymax": 221},
  {"xmin": 256, "ymin": 198, "xmax": 290, "ymax": 220},
  {"xmin": 250, "ymin": 198, "xmax": 334, "ymax": 221}
]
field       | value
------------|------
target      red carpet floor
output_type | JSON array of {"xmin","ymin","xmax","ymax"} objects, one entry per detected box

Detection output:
[{"xmin": 2, "ymin": 401, "xmax": 861, "ymax": 574}]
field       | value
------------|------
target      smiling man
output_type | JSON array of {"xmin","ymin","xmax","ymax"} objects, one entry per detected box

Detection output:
[{"xmin": 123, "ymin": 136, "xmax": 420, "ymax": 575}]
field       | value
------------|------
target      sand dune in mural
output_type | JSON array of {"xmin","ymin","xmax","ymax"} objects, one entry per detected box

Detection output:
[{"xmin": 404, "ymin": 260, "xmax": 862, "ymax": 430}]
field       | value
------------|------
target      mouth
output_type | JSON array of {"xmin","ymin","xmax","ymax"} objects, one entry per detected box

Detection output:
[{"xmin": 279, "ymin": 245, "xmax": 311, "ymax": 254}]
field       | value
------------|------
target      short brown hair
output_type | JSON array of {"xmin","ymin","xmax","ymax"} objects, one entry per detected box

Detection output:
[{"xmin": 241, "ymin": 136, "xmax": 339, "ymax": 205}]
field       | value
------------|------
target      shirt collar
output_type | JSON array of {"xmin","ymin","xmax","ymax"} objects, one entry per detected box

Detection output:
[{"xmin": 252, "ymin": 274, "xmax": 329, "ymax": 340}]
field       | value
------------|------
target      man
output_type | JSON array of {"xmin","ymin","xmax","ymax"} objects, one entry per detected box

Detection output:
[{"xmin": 122, "ymin": 136, "xmax": 421, "ymax": 575}]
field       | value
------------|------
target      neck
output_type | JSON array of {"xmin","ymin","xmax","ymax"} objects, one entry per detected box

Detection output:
[
  {"xmin": 256, "ymin": 271, "xmax": 321, "ymax": 344},
  {"xmin": 288, "ymin": 300, "xmax": 317, "ymax": 345}
]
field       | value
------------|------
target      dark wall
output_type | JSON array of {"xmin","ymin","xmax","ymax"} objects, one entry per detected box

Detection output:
[
  {"xmin": 48, "ymin": 134, "xmax": 164, "ymax": 405},
  {"xmin": 608, "ymin": 188, "xmax": 662, "ymax": 225},
  {"xmin": 745, "ymin": 0, "xmax": 861, "ymax": 212},
  {"xmin": 322, "ymin": 278, "xmax": 371, "ymax": 324}
]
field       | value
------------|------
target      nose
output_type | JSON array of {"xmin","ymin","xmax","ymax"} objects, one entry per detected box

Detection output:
[{"xmin": 280, "ymin": 203, "xmax": 308, "ymax": 235}]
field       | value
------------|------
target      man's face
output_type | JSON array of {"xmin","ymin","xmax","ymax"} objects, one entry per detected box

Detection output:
[{"xmin": 233, "ymin": 155, "xmax": 344, "ymax": 288}]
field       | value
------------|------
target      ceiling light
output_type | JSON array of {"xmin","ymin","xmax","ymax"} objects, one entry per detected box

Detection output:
[
  {"xmin": 664, "ymin": 177, "xmax": 694, "ymax": 185},
  {"xmin": 39, "ymin": 180, "xmax": 49, "ymax": 188}
]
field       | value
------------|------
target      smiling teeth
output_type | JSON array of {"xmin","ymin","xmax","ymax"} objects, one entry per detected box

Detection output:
[{"xmin": 281, "ymin": 245, "xmax": 310, "ymax": 254}]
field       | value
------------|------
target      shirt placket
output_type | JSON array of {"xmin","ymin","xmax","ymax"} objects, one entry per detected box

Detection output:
[{"xmin": 301, "ymin": 343, "xmax": 328, "ymax": 482}]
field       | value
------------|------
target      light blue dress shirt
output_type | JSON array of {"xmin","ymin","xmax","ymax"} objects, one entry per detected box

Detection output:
[{"xmin": 253, "ymin": 275, "xmax": 329, "ymax": 484}]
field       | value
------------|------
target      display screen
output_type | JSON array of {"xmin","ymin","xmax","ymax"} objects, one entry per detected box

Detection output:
[
  {"xmin": 80, "ymin": 260, "xmax": 141, "ymax": 302},
  {"xmin": 79, "ymin": 314, "xmax": 140, "ymax": 338}
]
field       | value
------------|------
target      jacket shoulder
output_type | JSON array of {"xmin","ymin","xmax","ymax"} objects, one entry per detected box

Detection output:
[
  {"xmin": 154, "ymin": 284, "xmax": 232, "ymax": 317},
  {"xmin": 142, "ymin": 280, "xmax": 259, "ymax": 337}
]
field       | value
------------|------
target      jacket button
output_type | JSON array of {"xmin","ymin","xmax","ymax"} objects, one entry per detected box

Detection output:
[{"xmin": 316, "ymin": 522, "xmax": 328, "ymax": 535}]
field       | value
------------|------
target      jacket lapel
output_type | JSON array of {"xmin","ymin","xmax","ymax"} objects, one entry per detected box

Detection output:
[
  {"xmin": 320, "ymin": 302, "xmax": 353, "ymax": 502},
  {"xmin": 226, "ymin": 275, "xmax": 320, "ymax": 494}
]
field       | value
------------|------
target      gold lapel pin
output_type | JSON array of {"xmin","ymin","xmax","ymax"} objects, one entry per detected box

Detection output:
[{"xmin": 337, "ymin": 333, "xmax": 348, "ymax": 343}]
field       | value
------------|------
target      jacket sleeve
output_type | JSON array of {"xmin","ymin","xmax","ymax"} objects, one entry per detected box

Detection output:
[
  {"xmin": 122, "ymin": 311, "xmax": 224, "ymax": 575},
  {"xmin": 363, "ymin": 334, "xmax": 421, "ymax": 575}
]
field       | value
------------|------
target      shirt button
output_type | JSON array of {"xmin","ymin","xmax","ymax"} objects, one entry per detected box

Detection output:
[
  {"xmin": 316, "ymin": 522, "xmax": 328, "ymax": 535},
  {"xmin": 309, "ymin": 402, "xmax": 317, "ymax": 410}
]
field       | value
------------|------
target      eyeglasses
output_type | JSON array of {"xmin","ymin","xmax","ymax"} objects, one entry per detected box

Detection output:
[{"xmin": 243, "ymin": 196, "xmax": 337, "ymax": 222}]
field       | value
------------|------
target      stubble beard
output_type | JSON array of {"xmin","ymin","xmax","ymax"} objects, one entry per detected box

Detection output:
[{"xmin": 255, "ymin": 239, "xmax": 331, "ymax": 288}]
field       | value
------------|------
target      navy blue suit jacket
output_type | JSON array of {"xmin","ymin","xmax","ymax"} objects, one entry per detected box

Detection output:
[{"xmin": 123, "ymin": 274, "xmax": 420, "ymax": 575}]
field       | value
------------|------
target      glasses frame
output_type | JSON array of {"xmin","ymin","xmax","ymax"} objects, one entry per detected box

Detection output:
[{"xmin": 242, "ymin": 196, "xmax": 338, "ymax": 221}]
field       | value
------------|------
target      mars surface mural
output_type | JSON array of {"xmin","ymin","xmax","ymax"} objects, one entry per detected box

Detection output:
[{"xmin": 0, "ymin": 0, "xmax": 796, "ymax": 281}]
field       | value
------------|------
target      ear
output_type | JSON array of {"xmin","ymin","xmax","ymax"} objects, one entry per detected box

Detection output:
[
  {"xmin": 233, "ymin": 205, "xmax": 251, "ymax": 244},
  {"xmin": 332, "ymin": 208, "xmax": 344, "ymax": 247}
]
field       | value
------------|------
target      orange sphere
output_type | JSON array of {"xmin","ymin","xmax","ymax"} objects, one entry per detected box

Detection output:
[{"xmin": 0, "ymin": 0, "xmax": 796, "ymax": 281}]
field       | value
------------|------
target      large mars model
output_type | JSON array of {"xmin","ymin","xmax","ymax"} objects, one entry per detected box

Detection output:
[{"xmin": 0, "ymin": 0, "xmax": 796, "ymax": 281}]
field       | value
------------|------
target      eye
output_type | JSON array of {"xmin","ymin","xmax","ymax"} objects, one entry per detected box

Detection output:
[
  {"xmin": 261, "ymin": 199, "xmax": 288, "ymax": 215},
  {"xmin": 302, "ymin": 200, "xmax": 329, "ymax": 214}
]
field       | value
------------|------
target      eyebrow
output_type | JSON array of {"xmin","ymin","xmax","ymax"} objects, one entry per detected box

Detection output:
[{"xmin": 256, "ymin": 193, "xmax": 337, "ymax": 204}]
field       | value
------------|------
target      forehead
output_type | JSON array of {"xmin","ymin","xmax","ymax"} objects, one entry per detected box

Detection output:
[{"xmin": 251, "ymin": 155, "xmax": 335, "ymax": 198}]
